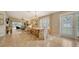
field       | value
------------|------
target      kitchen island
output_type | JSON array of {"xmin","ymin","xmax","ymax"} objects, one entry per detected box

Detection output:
[{"xmin": 27, "ymin": 27, "xmax": 44, "ymax": 40}]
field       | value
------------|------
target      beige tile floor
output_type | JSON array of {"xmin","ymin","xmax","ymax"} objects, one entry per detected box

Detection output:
[{"xmin": 0, "ymin": 30, "xmax": 79, "ymax": 47}]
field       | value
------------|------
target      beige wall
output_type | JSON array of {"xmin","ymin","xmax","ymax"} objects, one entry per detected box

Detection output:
[
  {"xmin": 49, "ymin": 11, "xmax": 74, "ymax": 36},
  {"xmin": 49, "ymin": 12, "xmax": 60, "ymax": 36}
]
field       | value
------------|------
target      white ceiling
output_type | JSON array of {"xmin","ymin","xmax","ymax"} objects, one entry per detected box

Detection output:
[{"xmin": 6, "ymin": 11, "xmax": 57, "ymax": 20}]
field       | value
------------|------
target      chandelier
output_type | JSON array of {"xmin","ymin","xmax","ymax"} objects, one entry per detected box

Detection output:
[{"xmin": 32, "ymin": 11, "xmax": 38, "ymax": 20}]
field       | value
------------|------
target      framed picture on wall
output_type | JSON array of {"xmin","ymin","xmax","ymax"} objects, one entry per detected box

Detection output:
[{"xmin": 0, "ymin": 14, "xmax": 4, "ymax": 25}]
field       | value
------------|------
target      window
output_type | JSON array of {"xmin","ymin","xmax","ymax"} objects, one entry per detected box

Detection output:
[
  {"xmin": 60, "ymin": 15, "xmax": 73, "ymax": 36},
  {"xmin": 60, "ymin": 12, "xmax": 79, "ymax": 39},
  {"xmin": 39, "ymin": 16, "xmax": 49, "ymax": 29},
  {"xmin": 39, "ymin": 16, "xmax": 50, "ymax": 40},
  {"xmin": 12, "ymin": 22, "xmax": 23, "ymax": 29}
]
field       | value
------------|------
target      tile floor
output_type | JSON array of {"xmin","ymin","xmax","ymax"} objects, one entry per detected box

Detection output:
[{"xmin": 0, "ymin": 30, "xmax": 79, "ymax": 47}]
